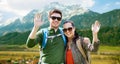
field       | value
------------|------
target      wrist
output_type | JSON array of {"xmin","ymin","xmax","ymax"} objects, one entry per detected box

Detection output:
[{"xmin": 33, "ymin": 26, "xmax": 39, "ymax": 30}]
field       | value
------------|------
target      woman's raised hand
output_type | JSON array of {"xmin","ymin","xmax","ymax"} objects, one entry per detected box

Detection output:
[{"xmin": 91, "ymin": 20, "xmax": 101, "ymax": 34}]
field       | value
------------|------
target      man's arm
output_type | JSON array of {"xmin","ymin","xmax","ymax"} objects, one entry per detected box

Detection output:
[{"xmin": 26, "ymin": 13, "xmax": 44, "ymax": 48}]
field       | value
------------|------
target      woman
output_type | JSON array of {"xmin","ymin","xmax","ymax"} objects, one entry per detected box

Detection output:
[{"xmin": 63, "ymin": 20, "xmax": 100, "ymax": 64}]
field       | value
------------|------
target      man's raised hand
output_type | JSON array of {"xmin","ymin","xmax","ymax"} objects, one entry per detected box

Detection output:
[{"xmin": 34, "ymin": 13, "xmax": 44, "ymax": 28}]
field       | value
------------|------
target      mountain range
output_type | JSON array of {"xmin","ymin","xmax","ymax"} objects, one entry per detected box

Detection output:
[
  {"xmin": 0, "ymin": 2, "xmax": 90, "ymax": 36},
  {"xmin": 0, "ymin": 2, "xmax": 120, "ymax": 45}
]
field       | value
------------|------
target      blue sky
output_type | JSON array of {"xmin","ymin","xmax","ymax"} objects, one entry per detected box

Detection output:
[
  {"xmin": 0, "ymin": 0, "xmax": 120, "ymax": 25},
  {"xmin": 91, "ymin": 0, "xmax": 120, "ymax": 13}
]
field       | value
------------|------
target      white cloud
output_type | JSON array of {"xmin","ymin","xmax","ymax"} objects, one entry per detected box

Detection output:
[
  {"xmin": 0, "ymin": 0, "xmax": 95, "ymax": 16},
  {"xmin": 7, "ymin": 0, "xmax": 95, "ymax": 11},
  {"xmin": 0, "ymin": 0, "xmax": 29, "ymax": 16},
  {"xmin": 115, "ymin": 2, "xmax": 120, "ymax": 5},
  {"xmin": 0, "ymin": 0, "xmax": 7, "ymax": 4},
  {"xmin": 80, "ymin": 0, "xmax": 95, "ymax": 8},
  {"xmin": 0, "ymin": 0, "xmax": 95, "ymax": 25}
]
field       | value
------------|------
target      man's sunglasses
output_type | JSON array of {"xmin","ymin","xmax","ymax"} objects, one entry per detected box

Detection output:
[
  {"xmin": 50, "ymin": 16, "xmax": 61, "ymax": 21},
  {"xmin": 63, "ymin": 27, "xmax": 73, "ymax": 32}
]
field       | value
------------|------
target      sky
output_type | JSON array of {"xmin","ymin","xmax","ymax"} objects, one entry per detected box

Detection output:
[{"xmin": 0, "ymin": 0, "xmax": 120, "ymax": 25}]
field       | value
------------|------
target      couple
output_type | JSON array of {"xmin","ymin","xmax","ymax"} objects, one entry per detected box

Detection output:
[{"xmin": 26, "ymin": 9, "xmax": 100, "ymax": 64}]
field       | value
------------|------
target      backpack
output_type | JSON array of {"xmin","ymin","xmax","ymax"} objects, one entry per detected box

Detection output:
[{"xmin": 41, "ymin": 27, "xmax": 66, "ymax": 49}]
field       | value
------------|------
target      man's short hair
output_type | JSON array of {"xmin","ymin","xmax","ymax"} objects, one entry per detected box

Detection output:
[{"xmin": 49, "ymin": 9, "xmax": 62, "ymax": 18}]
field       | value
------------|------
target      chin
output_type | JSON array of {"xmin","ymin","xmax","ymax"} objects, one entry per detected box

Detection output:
[
  {"xmin": 54, "ymin": 25, "xmax": 59, "ymax": 28},
  {"xmin": 67, "ymin": 35, "xmax": 72, "ymax": 38}
]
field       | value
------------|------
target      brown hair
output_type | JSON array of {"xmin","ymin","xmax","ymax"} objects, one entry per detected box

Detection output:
[{"xmin": 49, "ymin": 9, "xmax": 62, "ymax": 18}]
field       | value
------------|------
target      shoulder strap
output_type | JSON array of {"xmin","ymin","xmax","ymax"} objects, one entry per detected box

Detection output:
[
  {"xmin": 76, "ymin": 37, "xmax": 89, "ymax": 64},
  {"xmin": 42, "ymin": 28, "xmax": 48, "ymax": 49},
  {"xmin": 42, "ymin": 27, "xmax": 66, "ymax": 49},
  {"xmin": 59, "ymin": 27, "xmax": 67, "ymax": 46}
]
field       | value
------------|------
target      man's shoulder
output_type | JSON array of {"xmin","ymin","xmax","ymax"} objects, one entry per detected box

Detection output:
[{"xmin": 36, "ymin": 28, "xmax": 48, "ymax": 35}]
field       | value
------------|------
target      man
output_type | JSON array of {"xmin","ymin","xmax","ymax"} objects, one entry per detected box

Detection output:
[{"xmin": 26, "ymin": 9, "xmax": 66, "ymax": 64}]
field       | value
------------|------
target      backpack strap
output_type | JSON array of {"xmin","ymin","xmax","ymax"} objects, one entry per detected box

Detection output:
[
  {"xmin": 42, "ymin": 28, "xmax": 48, "ymax": 49},
  {"xmin": 59, "ymin": 27, "xmax": 67, "ymax": 47},
  {"xmin": 41, "ymin": 27, "xmax": 66, "ymax": 49},
  {"xmin": 76, "ymin": 37, "xmax": 89, "ymax": 64}
]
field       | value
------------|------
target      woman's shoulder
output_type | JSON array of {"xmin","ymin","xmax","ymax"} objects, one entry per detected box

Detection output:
[{"xmin": 77, "ymin": 36, "xmax": 90, "ymax": 44}]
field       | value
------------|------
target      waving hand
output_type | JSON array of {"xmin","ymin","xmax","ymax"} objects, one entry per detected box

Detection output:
[
  {"xmin": 34, "ymin": 13, "xmax": 44, "ymax": 28},
  {"xmin": 91, "ymin": 20, "xmax": 101, "ymax": 34}
]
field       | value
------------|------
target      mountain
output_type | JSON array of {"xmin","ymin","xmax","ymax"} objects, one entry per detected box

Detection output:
[
  {"xmin": 96, "ymin": 9, "xmax": 120, "ymax": 27},
  {"xmin": 0, "ymin": 9, "xmax": 120, "ymax": 45},
  {"xmin": 69, "ymin": 10, "xmax": 100, "ymax": 29},
  {"xmin": 0, "ymin": 10, "xmax": 19, "ymax": 26},
  {"xmin": 0, "ymin": 2, "xmax": 120, "ymax": 45},
  {"xmin": 0, "ymin": 2, "xmax": 89, "ymax": 36},
  {"xmin": 0, "ymin": 31, "xmax": 30, "ymax": 45}
]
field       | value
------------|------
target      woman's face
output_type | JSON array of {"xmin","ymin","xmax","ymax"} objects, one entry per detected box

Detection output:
[{"xmin": 63, "ymin": 22, "xmax": 75, "ymax": 38}]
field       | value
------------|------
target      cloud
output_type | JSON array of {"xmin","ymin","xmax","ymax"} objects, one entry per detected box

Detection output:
[
  {"xmin": 115, "ymin": 2, "xmax": 120, "ymax": 5},
  {"xmin": 0, "ymin": 0, "xmax": 95, "ymax": 25},
  {"xmin": 6, "ymin": 0, "xmax": 95, "ymax": 11},
  {"xmin": 0, "ymin": 0, "xmax": 30, "ymax": 16},
  {"xmin": 0, "ymin": 0, "xmax": 95, "ymax": 17},
  {"xmin": 80, "ymin": 0, "xmax": 95, "ymax": 8}
]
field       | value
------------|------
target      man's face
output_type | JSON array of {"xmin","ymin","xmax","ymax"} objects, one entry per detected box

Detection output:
[{"xmin": 49, "ymin": 13, "xmax": 62, "ymax": 29}]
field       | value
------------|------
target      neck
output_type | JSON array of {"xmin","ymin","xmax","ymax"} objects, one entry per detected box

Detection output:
[
  {"xmin": 49, "ymin": 26, "xmax": 58, "ymax": 32},
  {"xmin": 68, "ymin": 35, "xmax": 74, "ymax": 42}
]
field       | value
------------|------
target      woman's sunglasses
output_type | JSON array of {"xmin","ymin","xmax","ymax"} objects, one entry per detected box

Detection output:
[
  {"xmin": 50, "ymin": 16, "xmax": 61, "ymax": 21},
  {"xmin": 63, "ymin": 27, "xmax": 73, "ymax": 32}
]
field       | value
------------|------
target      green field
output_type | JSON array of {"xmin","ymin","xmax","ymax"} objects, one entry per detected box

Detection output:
[{"xmin": 0, "ymin": 45, "xmax": 120, "ymax": 64}]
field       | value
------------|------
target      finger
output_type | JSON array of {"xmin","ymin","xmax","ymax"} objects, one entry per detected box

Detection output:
[
  {"xmin": 96, "ymin": 21, "xmax": 100, "ymax": 27},
  {"xmin": 36, "ymin": 13, "xmax": 40, "ymax": 19},
  {"xmin": 35, "ymin": 13, "xmax": 42, "ymax": 22},
  {"xmin": 39, "ymin": 13, "xmax": 42, "ymax": 21},
  {"xmin": 95, "ymin": 21, "xmax": 99, "ymax": 25},
  {"xmin": 34, "ymin": 13, "xmax": 38, "ymax": 20},
  {"xmin": 34, "ymin": 13, "xmax": 40, "ymax": 19},
  {"xmin": 91, "ymin": 24, "xmax": 94, "ymax": 30},
  {"xmin": 98, "ymin": 23, "xmax": 101, "ymax": 29}
]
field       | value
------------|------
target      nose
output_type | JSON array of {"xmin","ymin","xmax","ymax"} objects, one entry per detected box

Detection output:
[
  {"xmin": 55, "ymin": 18, "xmax": 58, "ymax": 21},
  {"xmin": 66, "ymin": 30, "xmax": 69, "ymax": 33}
]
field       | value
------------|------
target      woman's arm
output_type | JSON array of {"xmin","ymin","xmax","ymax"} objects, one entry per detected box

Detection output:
[{"xmin": 83, "ymin": 21, "xmax": 100, "ymax": 52}]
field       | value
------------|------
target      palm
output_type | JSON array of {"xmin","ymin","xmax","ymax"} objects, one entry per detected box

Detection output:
[
  {"xmin": 91, "ymin": 20, "xmax": 101, "ymax": 34},
  {"xmin": 34, "ymin": 13, "xmax": 44, "ymax": 28}
]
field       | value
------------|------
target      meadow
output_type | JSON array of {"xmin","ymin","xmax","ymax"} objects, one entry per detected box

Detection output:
[{"xmin": 0, "ymin": 45, "xmax": 120, "ymax": 64}]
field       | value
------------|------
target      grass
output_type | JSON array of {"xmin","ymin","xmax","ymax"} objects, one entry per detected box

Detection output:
[
  {"xmin": 99, "ymin": 45, "xmax": 120, "ymax": 52},
  {"xmin": 0, "ymin": 51, "xmax": 39, "ymax": 60},
  {"xmin": 91, "ymin": 45, "xmax": 120, "ymax": 64},
  {"xmin": 0, "ymin": 45, "xmax": 120, "ymax": 64}
]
